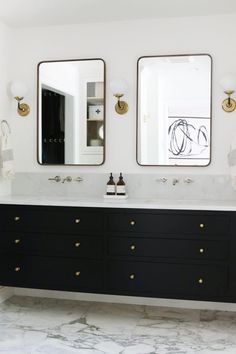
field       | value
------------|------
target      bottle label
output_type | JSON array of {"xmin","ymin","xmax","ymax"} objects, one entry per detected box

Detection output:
[
  {"xmin": 117, "ymin": 185, "xmax": 126, "ymax": 194},
  {"xmin": 107, "ymin": 185, "xmax": 116, "ymax": 194}
]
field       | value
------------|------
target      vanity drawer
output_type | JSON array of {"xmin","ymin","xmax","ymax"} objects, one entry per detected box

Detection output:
[
  {"xmin": 0, "ymin": 232, "xmax": 104, "ymax": 258},
  {"xmin": 109, "ymin": 237, "xmax": 229, "ymax": 260},
  {"xmin": 0, "ymin": 255, "xmax": 104, "ymax": 291},
  {"xmin": 108, "ymin": 213, "xmax": 230, "ymax": 235},
  {"xmin": 0, "ymin": 207, "xmax": 104, "ymax": 233},
  {"xmin": 108, "ymin": 261, "xmax": 228, "ymax": 298}
]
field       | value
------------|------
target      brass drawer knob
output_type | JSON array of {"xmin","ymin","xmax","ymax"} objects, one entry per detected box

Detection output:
[
  {"xmin": 130, "ymin": 245, "xmax": 136, "ymax": 250},
  {"xmin": 14, "ymin": 267, "xmax": 21, "ymax": 272},
  {"xmin": 75, "ymin": 271, "xmax": 81, "ymax": 277},
  {"xmin": 130, "ymin": 220, "xmax": 135, "ymax": 226},
  {"xmin": 199, "ymin": 248, "xmax": 204, "ymax": 254},
  {"xmin": 198, "ymin": 278, "xmax": 204, "ymax": 284},
  {"xmin": 14, "ymin": 216, "xmax": 20, "ymax": 222},
  {"xmin": 75, "ymin": 242, "xmax": 81, "ymax": 248},
  {"xmin": 129, "ymin": 274, "xmax": 135, "ymax": 280},
  {"xmin": 199, "ymin": 223, "xmax": 205, "ymax": 229},
  {"xmin": 14, "ymin": 239, "xmax": 21, "ymax": 244},
  {"xmin": 75, "ymin": 219, "xmax": 81, "ymax": 224}
]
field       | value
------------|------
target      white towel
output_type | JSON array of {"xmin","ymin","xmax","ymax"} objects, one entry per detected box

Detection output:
[
  {"xmin": 0, "ymin": 121, "xmax": 14, "ymax": 179},
  {"xmin": 228, "ymin": 135, "xmax": 236, "ymax": 189}
]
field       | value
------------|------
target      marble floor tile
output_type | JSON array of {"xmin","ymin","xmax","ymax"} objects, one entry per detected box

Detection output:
[{"xmin": 0, "ymin": 296, "xmax": 236, "ymax": 353}]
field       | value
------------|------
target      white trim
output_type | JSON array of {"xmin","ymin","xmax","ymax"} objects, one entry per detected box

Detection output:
[{"xmin": 14, "ymin": 287, "xmax": 236, "ymax": 312}]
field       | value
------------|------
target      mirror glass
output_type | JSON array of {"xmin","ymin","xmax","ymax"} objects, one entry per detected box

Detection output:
[
  {"xmin": 37, "ymin": 59, "xmax": 105, "ymax": 165},
  {"xmin": 137, "ymin": 54, "xmax": 212, "ymax": 166}
]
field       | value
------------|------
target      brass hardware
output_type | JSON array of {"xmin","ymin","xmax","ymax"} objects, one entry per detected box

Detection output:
[
  {"xmin": 14, "ymin": 266, "xmax": 21, "ymax": 272},
  {"xmin": 14, "ymin": 96, "xmax": 30, "ymax": 117},
  {"xmin": 14, "ymin": 239, "xmax": 21, "ymax": 244},
  {"xmin": 75, "ymin": 242, "xmax": 81, "ymax": 248},
  {"xmin": 222, "ymin": 90, "xmax": 236, "ymax": 112},
  {"xmin": 130, "ymin": 220, "xmax": 135, "ymax": 226},
  {"xmin": 199, "ymin": 223, "xmax": 204, "ymax": 229},
  {"xmin": 75, "ymin": 271, "xmax": 81, "ymax": 277},
  {"xmin": 130, "ymin": 245, "xmax": 136, "ymax": 250},
  {"xmin": 199, "ymin": 248, "xmax": 204, "ymax": 254},
  {"xmin": 14, "ymin": 216, "xmax": 20, "ymax": 221},
  {"xmin": 114, "ymin": 94, "xmax": 129, "ymax": 115},
  {"xmin": 75, "ymin": 219, "xmax": 81, "ymax": 224},
  {"xmin": 198, "ymin": 278, "xmax": 203, "ymax": 284},
  {"xmin": 129, "ymin": 274, "xmax": 135, "ymax": 280}
]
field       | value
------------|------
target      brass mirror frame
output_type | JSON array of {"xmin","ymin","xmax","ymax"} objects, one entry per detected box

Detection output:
[
  {"xmin": 136, "ymin": 53, "xmax": 213, "ymax": 167},
  {"xmin": 37, "ymin": 58, "xmax": 106, "ymax": 166}
]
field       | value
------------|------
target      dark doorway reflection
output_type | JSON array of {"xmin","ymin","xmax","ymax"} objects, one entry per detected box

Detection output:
[{"xmin": 42, "ymin": 88, "xmax": 65, "ymax": 164}]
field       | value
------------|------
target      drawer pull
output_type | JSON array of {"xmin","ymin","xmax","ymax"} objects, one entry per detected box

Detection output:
[
  {"xmin": 14, "ymin": 267, "xmax": 21, "ymax": 272},
  {"xmin": 75, "ymin": 271, "xmax": 81, "ymax": 277},
  {"xmin": 198, "ymin": 278, "xmax": 204, "ymax": 284},
  {"xmin": 129, "ymin": 274, "xmax": 135, "ymax": 280},
  {"xmin": 14, "ymin": 216, "xmax": 20, "ymax": 222},
  {"xmin": 199, "ymin": 223, "xmax": 205, "ymax": 229},
  {"xmin": 199, "ymin": 248, "xmax": 204, "ymax": 254},
  {"xmin": 75, "ymin": 242, "xmax": 81, "ymax": 248},
  {"xmin": 130, "ymin": 220, "xmax": 135, "ymax": 226},
  {"xmin": 75, "ymin": 219, "xmax": 81, "ymax": 224},
  {"xmin": 130, "ymin": 245, "xmax": 136, "ymax": 250},
  {"xmin": 14, "ymin": 239, "xmax": 21, "ymax": 244}
]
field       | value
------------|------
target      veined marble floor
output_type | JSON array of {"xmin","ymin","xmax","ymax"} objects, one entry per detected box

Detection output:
[{"xmin": 0, "ymin": 296, "xmax": 236, "ymax": 354}]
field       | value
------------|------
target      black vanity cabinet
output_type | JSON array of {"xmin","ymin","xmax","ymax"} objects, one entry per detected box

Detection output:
[
  {"xmin": 0, "ymin": 206, "xmax": 105, "ymax": 292},
  {"xmin": 0, "ymin": 204, "xmax": 235, "ymax": 303}
]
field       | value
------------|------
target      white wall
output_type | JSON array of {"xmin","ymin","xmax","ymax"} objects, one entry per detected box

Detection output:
[
  {"xmin": 7, "ymin": 14, "xmax": 236, "ymax": 174},
  {"xmin": 0, "ymin": 21, "xmax": 11, "ymax": 195}
]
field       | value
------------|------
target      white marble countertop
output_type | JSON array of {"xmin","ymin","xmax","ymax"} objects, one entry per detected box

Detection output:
[{"xmin": 0, "ymin": 195, "xmax": 236, "ymax": 211}]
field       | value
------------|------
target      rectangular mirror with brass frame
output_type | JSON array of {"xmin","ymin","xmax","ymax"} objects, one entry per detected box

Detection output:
[
  {"xmin": 37, "ymin": 58, "xmax": 105, "ymax": 165},
  {"xmin": 137, "ymin": 54, "xmax": 212, "ymax": 166}
]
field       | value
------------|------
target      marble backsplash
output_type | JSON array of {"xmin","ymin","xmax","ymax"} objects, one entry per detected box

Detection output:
[{"xmin": 11, "ymin": 173, "xmax": 236, "ymax": 201}]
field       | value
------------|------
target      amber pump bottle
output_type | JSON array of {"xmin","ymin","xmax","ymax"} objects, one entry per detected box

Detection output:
[
  {"xmin": 117, "ymin": 173, "xmax": 126, "ymax": 195},
  {"xmin": 106, "ymin": 173, "xmax": 116, "ymax": 195}
]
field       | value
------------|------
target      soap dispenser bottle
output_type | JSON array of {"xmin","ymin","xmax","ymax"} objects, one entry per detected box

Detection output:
[
  {"xmin": 106, "ymin": 173, "xmax": 116, "ymax": 195},
  {"xmin": 117, "ymin": 173, "xmax": 126, "ymax": 195}
]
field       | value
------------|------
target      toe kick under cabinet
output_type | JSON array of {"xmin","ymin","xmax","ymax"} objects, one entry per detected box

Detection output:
[{"xmin": 0, "ymin": 204, "xmax": 236, "ymax": 303}]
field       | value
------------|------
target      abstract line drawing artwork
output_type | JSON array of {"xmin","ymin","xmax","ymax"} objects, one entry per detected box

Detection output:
[{"xmin": 168, "ymin": 117, "xmax": 210, "ymax": 160}]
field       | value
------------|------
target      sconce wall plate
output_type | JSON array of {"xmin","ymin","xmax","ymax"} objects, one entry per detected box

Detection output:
[
  {"xmin": 15, "ymin": 96, "xmax": 30, "ymax": 117},
  {"xmin": 222, "ymin": 97, "xmax": 236, "ymax": 112},
  {"xmin": 114, "ymin": 94, "xmax": 129, "ymax": 114}
]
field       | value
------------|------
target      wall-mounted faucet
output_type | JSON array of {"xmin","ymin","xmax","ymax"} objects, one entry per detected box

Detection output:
[{"xmin": 48, "ymin": 175, "xmax": 84, "ymax": 183}]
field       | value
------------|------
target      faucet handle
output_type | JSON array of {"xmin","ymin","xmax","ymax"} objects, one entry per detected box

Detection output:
[
  {"xmin": 74, "ymin": 176, "xmax": 83, "ymax": 182},
  {"xmin": 48, "ymin": 175, "xmax": 61, "ymax": 183},
  {"xmin": 184, "ymin": 178, "xmax": 194, "ymax": 184},
  {"xmin": 156, "ymin": 177, "xmax": 168, "ymax": 183}
]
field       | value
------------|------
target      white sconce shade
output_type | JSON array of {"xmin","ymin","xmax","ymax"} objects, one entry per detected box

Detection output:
[
  {"xmin": 10, "ymin": 81, "xmax": 30, "ymax": 117},
  {"xmin": 220, "ymin": 73, "xmax": 236, "ymax": 113},
  {"xmin": 110, "ymin": 78, "xmax": 129, "ymax": 115},
  {"xmin": 110, "ymin": 78, "xmax": 128, "ymax": 95},
  {"xmin": 10, "ymin": 81, "xmax": 28, "ymax": 98}
]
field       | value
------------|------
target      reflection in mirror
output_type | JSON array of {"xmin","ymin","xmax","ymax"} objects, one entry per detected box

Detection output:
[
  {"xmin": 137, "ymin": 54, "xmax": 212, "ymax": 166},
  {"xmin": 37, "ymin": 59, "xmax": 105, "ymax": 165}
]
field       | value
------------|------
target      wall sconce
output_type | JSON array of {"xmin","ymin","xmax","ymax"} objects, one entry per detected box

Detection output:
[
  {"xmin": 220, "ymin": 74, "xmax": 236, "ymax": 113},
  {"xmin": 10, "ymin": 81, "xmax": 30, "ymax": 117},
  {"xmin": 110, "ymin": 78, "xmax": 129, "ymax": 114}
]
